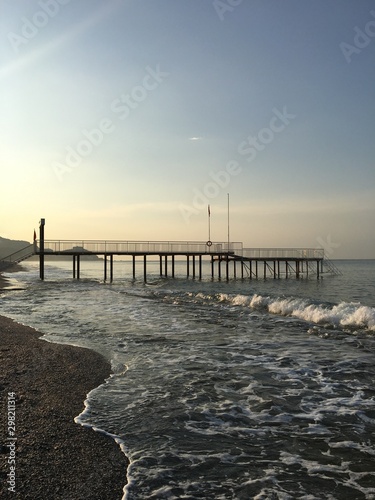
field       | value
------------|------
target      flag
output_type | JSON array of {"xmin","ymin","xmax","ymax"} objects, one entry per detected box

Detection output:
[
  {"xmin": 208, "ymin": 205, "xmax": 211, "ymax": 217},
  {"xmin": 33, "ymin": 229, "xmax": 37, "ymax": 241}
]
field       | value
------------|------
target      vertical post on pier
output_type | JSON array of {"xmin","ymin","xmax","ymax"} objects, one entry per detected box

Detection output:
[
  {"xmin": 233, "ymin": 259, "xmax": 236, "ymax": 279},
  {"xmin": 110, "ymin": 255, "xmax": 113, "ymax": 282},
  {"xmin": 192, "ymin": 255, "xmax": 196, "ymax": 278},
  {"xmin": 132, "ymin": 255, "xmax": 136, "ymax": 279},
  {"xmin": 218, "ymin": 257, "xmax": 221, "ymax": 279},
  {"xmin": 249, "ymin": 260, "xmax": 252, "ymax": 279},
  {"xmin": 199, "ymin": 255, "xmax": 202, "ymax": 280},
  {"xmin": 143, "ymin": 255, "xmax": 147, "ymax": 282},
  {"xmin": 159, "ymin": 255, "xmax": 163, "ymax": 276},
  {"xmin": 211, "ymin": 255, "xmax": 214, "ymax": 279},
  {"xmin": 226, "ymin": 257, "xmax": 229, "ymax": 281},
  {"xmin": 255, "ymin": 260, "xmax": 258, "ymax": 279},
  {"xmin": 273, "ymin": 260, "xmax": 276, "ymax": 279},
  {"xmin": 241, "ymin": 259, "xmax": 244, "ymax": 279},
  {"xmin": 165, "ymin": 255, "xmax": 168, "ymax": 277},
  {"xmin": 187, "ymin": 255, "xmax": 190, "ymax": 278},
  {"xmin": 317, "ymin": 260, "xmax": 320, "ymax": 279},
  {"xmin": 73, "ymin": 255, "xmax": 76, "ymax": 279},
  {"xmin": 277, "ymin": 260, "xmax": 280, "ymax": 278},
  {"xmin": 172, "ymin": 255, "xmax": 175, "ymax": 278},
  {"xmin": 104, "ymin": 254, "xmax": 107, "ymax": 281},
  {"xmin": 77, "ymin": 255, "xmax": 80, "ymax": 280},
  {"xmin": 39, "ymin": 218, "xmax": 45, "ymax": 280}
]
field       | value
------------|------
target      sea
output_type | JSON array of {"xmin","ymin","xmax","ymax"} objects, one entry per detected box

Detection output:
[{"xmin": 1, "ymin": 259, "xmax": 375, "ymax": 500}]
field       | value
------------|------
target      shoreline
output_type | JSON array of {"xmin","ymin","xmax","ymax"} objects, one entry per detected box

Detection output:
[{"xmin": 0, "ymin": 276, "xmax": 127, "ymax": 499}]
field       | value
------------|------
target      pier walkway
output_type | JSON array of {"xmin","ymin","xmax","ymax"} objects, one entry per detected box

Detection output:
[{"xmin": 0, "ymin": 238, "xmax": 340, "ymax": 281}]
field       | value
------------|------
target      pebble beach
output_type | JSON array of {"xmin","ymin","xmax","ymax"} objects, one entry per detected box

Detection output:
[{"xmin": 0, "ymin": 274, "xmax": 127, "ymax": 499}]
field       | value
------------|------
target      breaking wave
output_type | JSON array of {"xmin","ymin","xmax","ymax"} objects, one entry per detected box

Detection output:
[{"xmin": 217, "ymin": 293, "xmax": 375, "ymax": 332}]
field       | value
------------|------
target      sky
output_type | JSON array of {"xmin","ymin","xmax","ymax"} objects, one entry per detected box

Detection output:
[{"xmin": 1, "ymin": 0, "xmax": 374, "ymax": 258}]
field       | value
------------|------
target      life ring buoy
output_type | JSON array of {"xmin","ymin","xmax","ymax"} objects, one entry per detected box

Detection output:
[{"xmin": 206, "ymin": 240, "xmax": 212, "ymax": 247}]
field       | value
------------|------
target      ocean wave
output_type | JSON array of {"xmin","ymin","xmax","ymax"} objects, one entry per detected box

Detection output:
[{"xmin": 217, "ymin": 293, "xmax": 375, "ymax": 332}]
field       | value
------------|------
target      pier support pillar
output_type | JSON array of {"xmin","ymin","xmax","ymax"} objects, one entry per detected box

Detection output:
[
  {"xmin": 77, "ymin": 255, "xmax": 80, "ymax": 280},
  {"xmin": 104, "ymin": 255, "xmax": 107, "ymax": 281},
  {"xmin": 172, "ymin": 255, "xmax": 175, "ymax": 278},
  {"xmin": 143, "ymin": 255, "xmax": 147, "ymax": 282},
  {"xmin": 110, "ymin": 255, "xmax": 113, "ymax": 282},
  {"xmin": 73, "ymin": 255, "xmax": 76, "ymax": 279},
  {"xmin": 39, "ymin": 218, "xmax": 45, "ymax": 280},
  {"xmin": 132, "ymin": 255, "xmax": 136, "ymax": 279}
]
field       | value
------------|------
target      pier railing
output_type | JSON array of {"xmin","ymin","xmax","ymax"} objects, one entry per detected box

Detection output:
[
  {"xmin": 34, "ymin": 241, "xmax": 325, "ymax": 259},
  {"xmin": 39, "ymin": 240, "xmax": 244, "ymax": 255},
  {"xmin": 240, "ymin": 248, "xmax": 324, "ymax": 259},
  {"xmin": 0, "ymin": 244, "xmax": 36, "ymax": 270}
]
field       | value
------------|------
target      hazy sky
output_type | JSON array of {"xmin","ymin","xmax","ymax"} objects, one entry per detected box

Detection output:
[{"xmin": 1, "ymin": 0, "xmax": 374, "ymax": 258}]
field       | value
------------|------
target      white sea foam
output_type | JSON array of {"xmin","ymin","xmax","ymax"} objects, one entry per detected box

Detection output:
[
  {"xmin": 2, "ymin": 260, "xmax": 375, "ymax": 499},
  {"xmin": 216, "ymin": 292, "xmax": 375, "ymax": 332}
]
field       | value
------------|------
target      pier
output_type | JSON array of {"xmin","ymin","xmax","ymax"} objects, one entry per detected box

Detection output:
[
  {"xmin": 0, "ymin": 219, "xmax": 342, "ymax": 281},
  {"xmin": 36, "ymin": 240, "xmax": 327, "ymax": 281}
]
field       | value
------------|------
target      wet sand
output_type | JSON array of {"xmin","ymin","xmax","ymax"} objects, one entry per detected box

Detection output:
[{"xmin": 0, "ymin": 276, "xmax": 127, "ymax": 499}]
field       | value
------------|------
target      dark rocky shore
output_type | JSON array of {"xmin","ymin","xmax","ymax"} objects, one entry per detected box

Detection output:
[{"xmin": 0, "ymin": 275, "xmax": 127, "ymax": 499}]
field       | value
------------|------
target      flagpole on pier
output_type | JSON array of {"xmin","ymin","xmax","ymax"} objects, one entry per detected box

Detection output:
[
  {"xmin": 227, "ymin": 193, "xmax": 230, "ymax": 252},
  {"xmin": 208, "ymin": 204, "xmax": 211, "ymax": 242}
]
